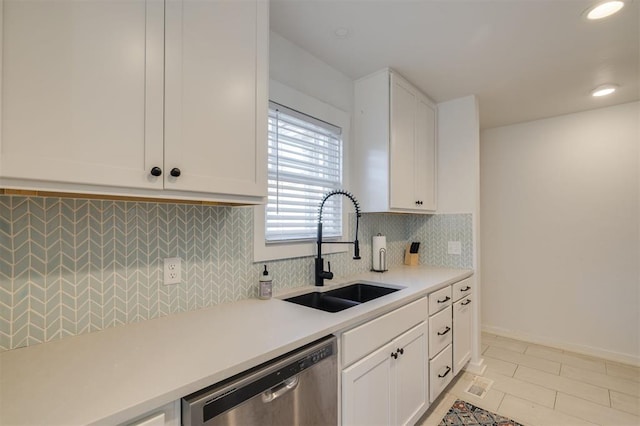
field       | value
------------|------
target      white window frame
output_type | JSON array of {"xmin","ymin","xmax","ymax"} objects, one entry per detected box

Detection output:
[{"xmin": 254, "ymin": 80, "xmax": 351, "ymax": 262}]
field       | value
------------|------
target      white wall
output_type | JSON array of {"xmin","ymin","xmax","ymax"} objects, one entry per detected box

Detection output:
[
  {"xmin": 269, "ymin": 30, "xmax": 355, "ymax": 184},
  {"xmin": 437, "ymin": 95, "xmax": 484, "ymax": 373},
  {"xmin": 269, "ymin": 31, "xmax": 353, "ymax": 115},
  {"xmin": 481, "ymin": 102, "xmax": 640, "ymax": 364},
  {"xmin": 438, "ymin": 96, "xmax": 480, "ymax": 214}
]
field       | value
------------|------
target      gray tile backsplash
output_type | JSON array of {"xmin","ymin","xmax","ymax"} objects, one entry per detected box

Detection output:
[{"xmin": 0, "ymin": 195, "xmax": 472, "ymax": 351}]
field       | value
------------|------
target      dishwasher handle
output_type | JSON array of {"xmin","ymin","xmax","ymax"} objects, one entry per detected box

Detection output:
[{"xmin": 261, "ymin": 375, "xmax": 300, "ymax": 403}]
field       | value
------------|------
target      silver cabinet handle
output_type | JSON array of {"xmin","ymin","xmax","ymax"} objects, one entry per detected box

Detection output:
[{"xmin": 261, "ymin": 376, "xmax": 299, "ymax": 403}]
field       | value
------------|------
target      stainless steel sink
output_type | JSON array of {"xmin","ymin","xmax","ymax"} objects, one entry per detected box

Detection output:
[{"xmin": 284, "ymin": 283, "xmax": 401, "ymax": 313}]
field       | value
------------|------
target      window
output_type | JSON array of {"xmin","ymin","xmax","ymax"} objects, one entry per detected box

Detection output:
[
  {"xmin": 266, "ymin": 101, "xmax": 343, "ymax": 242},
  {"xmin": 253, "ymin": 80, "xmax": 350, "ymax": 262}
]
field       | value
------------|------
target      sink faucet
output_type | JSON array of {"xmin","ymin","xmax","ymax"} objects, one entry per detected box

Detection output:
[{"xmin": 316, "ymin": 190, "xmax": 362, "ymax": 286}]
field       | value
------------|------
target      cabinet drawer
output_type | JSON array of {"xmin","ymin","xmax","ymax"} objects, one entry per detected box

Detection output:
[
  {"xmin": 428, "ymin": 286, "xmax": 452, "ymax": 314},
  {"xmin": 428, "ymin": 306, "xmax": 452, "ymax": 358},
  {"xmin": 452, "ymin": 278, "xmax": 472, "ymax": 302},
  {"xmin": 342, "ymin": 297, "xmax": 427, "ymax": 367},
  {"xmin": 429, "ymin": 344, "xmax": 453, "ymax": 403}
]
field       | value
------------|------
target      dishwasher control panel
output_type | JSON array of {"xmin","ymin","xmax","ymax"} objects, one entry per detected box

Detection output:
[
  {"xmin": 274, "ymin": 342, "xmax": 334, "ymax": 382},
  {"xmin": 298, "ymin": 344, "xmax": 333, "ymax": 370}
]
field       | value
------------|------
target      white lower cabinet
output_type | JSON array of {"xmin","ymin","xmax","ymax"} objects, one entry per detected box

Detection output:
[
  {"xmin": 340, "ymin": 277, "xmax": 474, "ymax": 423},
  {"xmin": 342, "ymin": 322, "xmax": 428, "ymax": 426},
  {"xmin": 426, "ymin": 277, "xmax": 474, "ymax": 403},
  {"xmin": 394, "ymin": 323, "xmax": 429, "ymax": 425},
  {"xmin": 453, "ymin": 296, "xmax": 473, "ymax": 375}
]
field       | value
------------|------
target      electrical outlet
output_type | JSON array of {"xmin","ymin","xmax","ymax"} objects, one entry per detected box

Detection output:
[
  {"xmin": 163, "ymin": 257, "xmax": 181, "ymax": 285},
  {"xmin": 448, "ymin": 241, "xmax": 462, "ymax": 255}
]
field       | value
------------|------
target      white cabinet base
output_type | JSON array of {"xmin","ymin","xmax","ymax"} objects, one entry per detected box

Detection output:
[
  {"xmin": 342, "ymin": 315, "xmax": 428, "ymax": 426},
  {"xmin": 342, "ymin": 341, "xmax": 394, "ymax": 426}
]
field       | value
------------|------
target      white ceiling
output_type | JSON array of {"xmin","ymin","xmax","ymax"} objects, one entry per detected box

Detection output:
[{"xmin": 270, "ymin": 0, "xmax": 639, "ymax": 129}]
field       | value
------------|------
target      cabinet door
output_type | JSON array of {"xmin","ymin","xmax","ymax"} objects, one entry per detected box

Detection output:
[
  {"xmin": 342, "ymin": 342, "xmax": 394, "ymax": 426},
  {"xmin": 164, "ymin": 0, "xmax": 267, "ymax": 198},
  {"xmin": 414, "ymin": 96, "xmax": 437, "ymax": 211},
  {"xmin": 453, "ymin": 296, "xmax": 473, "ymax": 375},
  {"xmin": 394, "ymin": 322, "xmax": 428, "ymax": 426},
  {"xmin": 1, "ymin": 0, "xmax": 164, "ymax": 190},
  {"xmin": 389, "ymin": 75, "xmax": 417, "ymax": 210}
]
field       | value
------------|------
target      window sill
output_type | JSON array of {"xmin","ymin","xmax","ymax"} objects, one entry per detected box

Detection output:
[{"xmin": 253, "ymin": 207, "xmax": 348, "ymax": 262}]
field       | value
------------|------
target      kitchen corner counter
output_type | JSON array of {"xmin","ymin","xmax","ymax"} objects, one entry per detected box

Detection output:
[{"xmin": 0, "ymin": 266, "xmax": 472, "ymax": 426}]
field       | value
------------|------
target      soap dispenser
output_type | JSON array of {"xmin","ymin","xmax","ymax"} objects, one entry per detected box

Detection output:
[{"xmin": 259, "ymin": 265, "xmax": 272, "ymax": 300}]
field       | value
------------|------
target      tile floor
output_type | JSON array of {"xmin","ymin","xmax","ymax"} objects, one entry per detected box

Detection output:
[{"xmin": 417, "ymin": 333, "xmax": 640, "ymax": 426}]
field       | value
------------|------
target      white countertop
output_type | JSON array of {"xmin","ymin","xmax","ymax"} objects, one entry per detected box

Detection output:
[{"xmin": 0, "ymin": 266, "xmax": 472, "ymax": 426}]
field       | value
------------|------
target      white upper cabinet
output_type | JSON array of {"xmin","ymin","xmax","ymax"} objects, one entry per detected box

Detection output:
[
  {"xmin": 0, "ymin": 0, "xmax": 163, "ymax": 190},
  {"xmin": 0, "ymin": 0, "xmax": 267, "ymax": 203},
  {"xmin": 354, "ymin": 68, "xmax": 437, "ymax": 213},
  {"xmin": 164, "ymin": 0, "xmax": 267, "ymax": 198}
]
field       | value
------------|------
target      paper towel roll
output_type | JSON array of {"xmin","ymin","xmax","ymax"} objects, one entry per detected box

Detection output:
[{"xmin": 372, "ymin": 234, "xmax": 387, "ymax": 271}]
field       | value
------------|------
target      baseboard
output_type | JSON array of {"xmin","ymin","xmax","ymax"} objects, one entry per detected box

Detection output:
[
  {"xmin": 482, "ymin": 325, "xmax": 640, "ymax": 367},
  {"xmin": 464, "ymin": 359, "xmax": 487, "ymax": 376}
]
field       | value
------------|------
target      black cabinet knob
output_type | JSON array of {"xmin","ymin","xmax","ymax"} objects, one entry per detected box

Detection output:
[
  {"xmin": 170, "ymin": 168, "xmax": 181, "ymax": 177},
  {"xmin": 150, "ymin": 166, "xmax": 162, "ymax": 177},
  {"xmin": 391, "ymin": 351, "xmax": 398, "ymax": 359},
  {"xmin": 397, "ymin": 347, "xmax": 404, "ymax": 355}
]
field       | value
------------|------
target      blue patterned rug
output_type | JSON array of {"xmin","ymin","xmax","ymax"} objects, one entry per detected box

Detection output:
[{"xmin": 439, "ymin": 400, "xmax": 524, "ymax": 426}]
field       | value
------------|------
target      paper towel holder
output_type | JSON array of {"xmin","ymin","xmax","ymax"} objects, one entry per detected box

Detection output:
[{"xmin": 372, "ymin": 233, "xmax": 388, "ymax": 272}]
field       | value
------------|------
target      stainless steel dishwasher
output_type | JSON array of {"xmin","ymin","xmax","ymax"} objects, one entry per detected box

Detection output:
[{"xmin": 181, "ymin": 335, "xmax": 337, "ymax": 426}]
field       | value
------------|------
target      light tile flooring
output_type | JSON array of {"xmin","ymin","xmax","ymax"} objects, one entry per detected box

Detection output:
[{"xmin": 417, "ymin": 333, "xmax": 640, "ymax": 426}]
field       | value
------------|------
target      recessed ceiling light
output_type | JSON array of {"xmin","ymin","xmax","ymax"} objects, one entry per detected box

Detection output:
[
  {"xmin": 591, "ymin": 84, "xmax": 618, "ymax": 97},
  {"xmin": 585, "ymin": 1, "xmax": 625, "ymax": 20},
  {"xmin": 334, "ymin": 27, "xmax": 351, "ymax": 39}
]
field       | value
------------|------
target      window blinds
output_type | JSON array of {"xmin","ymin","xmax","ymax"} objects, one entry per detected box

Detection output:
[{"xmin": 267, "ymin": 101, "xmax": 343, "ymax": 242}]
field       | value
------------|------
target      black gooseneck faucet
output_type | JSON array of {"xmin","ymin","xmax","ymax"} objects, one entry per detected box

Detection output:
[{"xmin": 315, "ymin": 190, "xmax": 361, "ymax": 286}]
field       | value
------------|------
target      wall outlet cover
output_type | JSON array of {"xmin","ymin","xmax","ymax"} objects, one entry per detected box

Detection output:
[{"xmin": 163, "ymin": 257, "xmax": 181, "ymax": 285}]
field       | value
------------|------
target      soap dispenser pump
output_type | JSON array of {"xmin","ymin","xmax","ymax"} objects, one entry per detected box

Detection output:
[{"xmin": 259, "ymin": 265, "xmax": 272, "ymax": 300}]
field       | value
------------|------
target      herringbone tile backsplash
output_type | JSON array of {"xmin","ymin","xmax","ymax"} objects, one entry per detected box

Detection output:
[{"xmin": 0, "ymin": 195, "xmax": 472, "ymax": 351}]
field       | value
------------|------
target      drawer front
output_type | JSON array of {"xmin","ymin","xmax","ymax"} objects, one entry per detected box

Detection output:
[
  {"xmin": 342, "ymin": 297, "xmax": 428, "ymax": 367},
  {"xmin": 429, "ymin": 344, "xmax": 453, "ymax": 403},
  {"xmin": 452, "ymin": 278, "xmax": 472, "ymax": 302},
  {"xmin": 428, "ymin": 305, "xmax": 452, "ymax": 358},
  {"xmin": 428, "ymin": 286, "xmax": 452, "ymax": 315}
]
